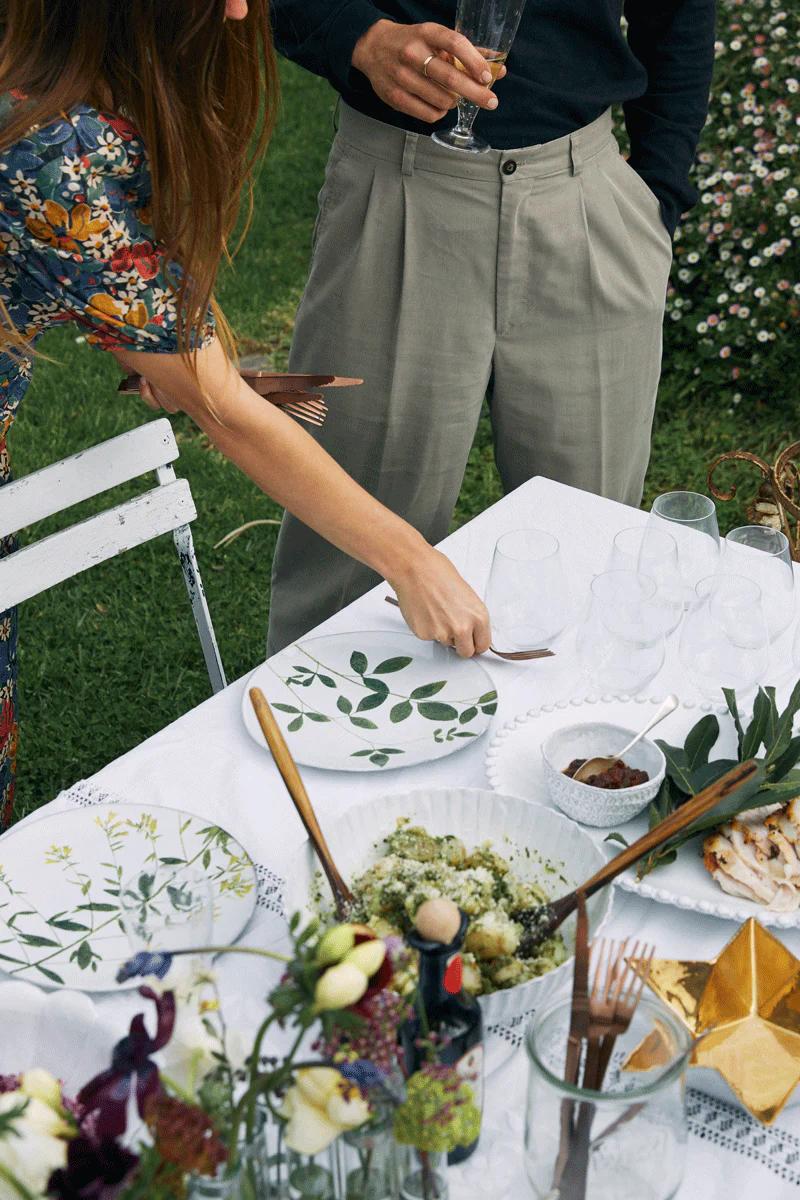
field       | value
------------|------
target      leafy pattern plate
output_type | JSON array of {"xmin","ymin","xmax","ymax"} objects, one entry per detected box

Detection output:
[
  {"xmin": 486, "ymin": 694, "xmax": 800, "ymax": 928},
  {"xmin": 244, "ymin": 632, "xmax": 498, "ymax": 771},
  {"xmin": 0, "ymin": 805, "xmax": 257, "ymax": 991}
]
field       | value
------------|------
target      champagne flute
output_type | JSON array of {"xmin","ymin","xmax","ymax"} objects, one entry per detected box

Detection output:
[{"xmin": 432, "ymin": 0, "xmax": 527, "ymax": 155}]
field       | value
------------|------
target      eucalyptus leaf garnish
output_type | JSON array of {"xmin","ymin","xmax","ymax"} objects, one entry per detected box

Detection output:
[{"xmin": 636, "ymin": 680, "xmax": 800, "ymax": 879}]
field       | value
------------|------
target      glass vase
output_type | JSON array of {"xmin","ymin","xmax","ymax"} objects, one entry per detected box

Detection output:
[
  {"xmin": 188, "ymin": 1116, "xmax": 272, "ymax": 1200},
  {"xmin": 398, "ymin": 1147, "xmax": 448, "ymax": 1200},
  {"xmin": 524, "ymin": 994, "xmax": 691, "ymax": 1200},
  {"xmin": 338, "ymin": 1114, "xmax": 400, "ymax": 1200}
]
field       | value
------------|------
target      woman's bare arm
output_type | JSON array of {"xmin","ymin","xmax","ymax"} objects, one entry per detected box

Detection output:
[{"xmin": 113, "ymin": 339, "xmax": 491, "ymax": 657}]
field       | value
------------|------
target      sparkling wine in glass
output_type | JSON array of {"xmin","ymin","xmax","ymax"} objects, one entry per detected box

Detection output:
[{"xmin": 432, "ymin": 0, "xmax": 527, "ymax": 155}]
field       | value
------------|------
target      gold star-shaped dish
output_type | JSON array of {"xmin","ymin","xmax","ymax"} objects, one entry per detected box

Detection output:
[{"xmin": 633, "ymin": 919, "xmax": 800, "ymax": 1123}]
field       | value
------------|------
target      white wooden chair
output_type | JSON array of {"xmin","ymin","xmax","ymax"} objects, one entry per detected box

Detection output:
[{"xmin": 0, "ymin": 418, "xmax": 227, "ymax": 693}]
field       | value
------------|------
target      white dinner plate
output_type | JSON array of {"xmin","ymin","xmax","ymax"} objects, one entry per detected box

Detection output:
[
  {"xmin": 485, "ymin": 694, "xmax": 800, "ymax": 928},
  {"xmin": 0, "ymin": 804, "xmax": 257, "ymax": 991},
  {"xmin": 244, "ymin": 631, "xmax": 498, "ymax": 772}
]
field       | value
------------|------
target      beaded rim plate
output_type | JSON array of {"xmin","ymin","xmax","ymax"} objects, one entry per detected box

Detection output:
[{"xmin": 485, "ymin": 694, "xmax": 800, "ymax": 928}]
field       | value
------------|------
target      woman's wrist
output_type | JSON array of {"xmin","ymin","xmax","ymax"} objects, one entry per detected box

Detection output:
[{"xmin": 372, "ymin": 521, "xmax": 431, "ymax": 589}]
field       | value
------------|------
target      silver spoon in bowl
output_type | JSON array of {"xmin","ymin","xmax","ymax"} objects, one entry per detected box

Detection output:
[{"xmin": 571, "ymin": 694, "xmax": 679, "ymax": 783}]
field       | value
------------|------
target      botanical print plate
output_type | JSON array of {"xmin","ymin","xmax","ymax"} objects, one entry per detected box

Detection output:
[
  {"xmin": 243, "ymin": 632, "xmax": 498, "ymax": 772},
  {"xmin": 485, "ymin": 694, "xmax": 800, "ymax": 928},
  {"xmin": 0, "ymin": 805, "xmax": 257, "ymax": 992}
]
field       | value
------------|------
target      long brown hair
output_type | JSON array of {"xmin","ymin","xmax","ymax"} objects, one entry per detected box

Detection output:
[{"xmin": 0, "ymin": 0, "xmax": 278, "ymax": 360}]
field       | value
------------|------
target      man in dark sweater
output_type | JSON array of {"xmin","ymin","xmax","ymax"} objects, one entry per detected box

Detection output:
[{"xmin": 267, "ymin": 1, "xmax": 716, "ymax": 653}]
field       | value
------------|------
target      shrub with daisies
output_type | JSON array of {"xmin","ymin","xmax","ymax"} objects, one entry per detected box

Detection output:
[{"xmin": 664, "ymin": 0, "xmax": 799, "ymax": 409}]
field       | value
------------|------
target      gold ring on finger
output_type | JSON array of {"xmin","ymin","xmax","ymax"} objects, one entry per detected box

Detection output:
[{"xmin": 422, "ymin": 53, "xmax": 435, "ymax": 78}]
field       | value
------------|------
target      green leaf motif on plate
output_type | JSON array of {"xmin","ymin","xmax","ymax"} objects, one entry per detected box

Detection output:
[
  {"xmin": 350, "ymin": 651, "xmax": 368, "ymax": 675},
  {"xmin": 410, "ymin": 681, "xmax": 447, "ymax": 700},
  {"xmin": 374, "ymin": 657, "xmax": 413, "ymax": 674},
  {"xmin": 390, "ymin": 701, "xmax": 413, "ymax": 723},
  {"xmin": 337, "ymin": 696, "xmax": 353, "ymax": 715},
  {"xmin": 357, "ymin": 692, "xmax": 387, "ymax": 712},
  {"xmin": 273, "ymin": 703, "xmax": 300, "ymax": 714},
  {"xmin": 458, "ymin": 706, "xmax": 478, "ymax": 724},
  {"xmin": 350, "ymin": 716, "xmax": 378, "ymax": 730},
  {"xmin": 418, "ymin": 702, "xmax": 459, "ymax": 722}
]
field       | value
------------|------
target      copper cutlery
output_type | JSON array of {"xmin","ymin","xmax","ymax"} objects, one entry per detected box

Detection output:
[{"xmin": 383, "ymin": 595, "xmax": 554, "ymax": 661}]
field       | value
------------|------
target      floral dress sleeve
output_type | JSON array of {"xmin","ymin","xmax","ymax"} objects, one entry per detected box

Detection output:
[{"xmin": 0, "ymin": 97, "xmax": 215, "ymax": 423}]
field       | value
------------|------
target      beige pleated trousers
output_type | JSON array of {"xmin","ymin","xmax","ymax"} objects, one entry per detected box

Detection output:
[{"xmin": 268, "ymin": 104, "xmax": 673, "ymax": 653}]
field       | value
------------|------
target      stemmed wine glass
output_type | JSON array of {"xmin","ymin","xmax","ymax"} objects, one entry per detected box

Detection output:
[
  {"xmin": 120, "ymin": 867, "xmax": 213, "ymax": 966},
  {"xmin": 432, "ymin": 0, "xmax": 527, "ymax": 155},
  {"xmin": 721, "ymin": 526, "xmax": 795, "ymax": 643}
]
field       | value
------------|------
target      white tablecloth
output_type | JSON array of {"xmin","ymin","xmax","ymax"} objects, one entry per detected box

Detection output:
[{"xmin": 25, "ymin": 478, "xmax": 800, "ymax": 1196}]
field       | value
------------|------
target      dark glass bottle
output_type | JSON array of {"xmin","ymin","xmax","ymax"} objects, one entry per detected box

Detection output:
[{"xmin": 400, "ymin": 909, "xmax": 484, "ymax": 1165}]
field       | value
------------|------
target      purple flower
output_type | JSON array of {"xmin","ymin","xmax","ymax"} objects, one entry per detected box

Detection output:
[
  {"xmin": 0, "ymin": 1073, "xmax": 20, "ymax": 1094},
  {"xmin": 115, "ymin": 950, "xmax": 172, "ymax": 984},
  {"xmin": 339, "ymin": 1060, "xmax": 387, "ymax": 1092},
  {"xmin": 77, "ymin": 987, "xmax": 175, "ymax": 1140},
  {"xmin": 48, "ymin": 1136, "xmax": 139, "ymax": 1200}
]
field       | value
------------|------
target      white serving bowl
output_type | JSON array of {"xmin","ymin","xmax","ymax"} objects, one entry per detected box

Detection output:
[
  {"xmin": 285, "ymin": 787, "xmax": 613, "ymax": 1025},
  {"xmin": 0, "ymin": 981, "xmax": 118, "ymax": 1094},
  {"xmin": 541, "ymin": 722, "xmax": 666, "ymax": 827}
]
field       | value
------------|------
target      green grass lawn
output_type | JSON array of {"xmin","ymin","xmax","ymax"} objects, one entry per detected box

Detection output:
[{"xmin": 8, "ymin": 63, "xmax": 793, "ymax": 816}]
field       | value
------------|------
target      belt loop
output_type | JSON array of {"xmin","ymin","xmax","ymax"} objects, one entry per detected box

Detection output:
[
  {"xmin": 569, "ymin": 133, "xmax": 583, "ymax": 177},
  {"xmin": 402, "ymin": 131, "xmax": 418, "ymax": 177}
]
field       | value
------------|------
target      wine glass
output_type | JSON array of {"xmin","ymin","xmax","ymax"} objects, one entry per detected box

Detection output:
[
  {"xmin": 678, "ymin": 574, "xmax": 770, "ymax": 701},
  {"xmin": 648, "ymin": 491, "xmax": 720, "ymax": 601},
  {"xmin": 607, "ymin": 526, "xmax": 684, "ymax": 637},
  {"xmin": 722, "ymin": 526, "xmax": 795, "ymax": 642},
  {"xmin": 431, "ymin": 0, "xmax": 526, "ymax": 155},
  {"xmin": 575, "ymin": 570, "xmax": 666, "ymax": 696},
  {"xmin": 486, "ymin": 529, "xmax": 570, "ymax": 650},
  {"xmin": 120, "ymin": 867, "xmax": 213, "ymax": 963}
]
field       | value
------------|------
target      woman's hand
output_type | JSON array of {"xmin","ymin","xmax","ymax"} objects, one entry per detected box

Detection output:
[{"xmin": 389, "ymin": 545, "xmax": 492, "ymax": 658}]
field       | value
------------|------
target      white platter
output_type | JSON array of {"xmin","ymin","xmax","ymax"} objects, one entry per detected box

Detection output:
[
  {"xmin": 285, "ymin": 786, "xmax": 613, "ymax": 1025},
  {"xmin": 244, "ymin": 632, "xmax": 497, "ymax": 772},
  {"xmin": 485, "ymin": 694, "xmax": 800, "ymax": 928},
  {"xmin": 0, "ymin": 804, "xmax": 257, "ymax": 991},
  {"xmin": 0, "ymin": 981, "xmax": 118, "ymax": 1093}
]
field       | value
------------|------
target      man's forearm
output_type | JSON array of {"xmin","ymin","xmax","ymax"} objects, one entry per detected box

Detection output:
[
  {"xmin": 623, "ymin": 0, "xmax": 716, "ymax": 234},
  {"xmin": 270, "ymin": 0, "xmax": 385, "ymax": 91}
]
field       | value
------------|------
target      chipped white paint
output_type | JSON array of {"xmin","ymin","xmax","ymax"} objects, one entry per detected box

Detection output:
[{"xmin": 0, "ymin": 420, "xmax": 227, "ymax": 693}]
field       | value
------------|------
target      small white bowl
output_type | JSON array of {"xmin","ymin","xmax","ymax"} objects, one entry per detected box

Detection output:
[{"xmin": 541, "ymin": 722, "xmax": 666, "ymax": 827}]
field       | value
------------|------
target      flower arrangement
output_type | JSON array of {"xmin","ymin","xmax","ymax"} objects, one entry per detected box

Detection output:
[
  {"xmin": 662, "ymin": 0, "xmax": 799, "ymax": 407},
  {"xmin": 0, "ymin": 915, "xmax": 477, "ymax": 1200}
]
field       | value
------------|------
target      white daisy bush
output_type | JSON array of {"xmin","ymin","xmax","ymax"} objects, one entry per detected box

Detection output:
[{"xmin": 666, "ymin": 0, "xmax": 799, "ymax": 405}]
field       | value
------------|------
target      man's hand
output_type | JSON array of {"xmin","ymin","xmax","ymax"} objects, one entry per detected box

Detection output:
[{"xmin": 352, "ymin": 20, "xmax": 505, "ymax": 124}]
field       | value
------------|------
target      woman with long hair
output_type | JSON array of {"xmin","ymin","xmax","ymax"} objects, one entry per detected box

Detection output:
[{"xmin": 0, "ymin": 0, "xmax": 491, "ymax": 824}]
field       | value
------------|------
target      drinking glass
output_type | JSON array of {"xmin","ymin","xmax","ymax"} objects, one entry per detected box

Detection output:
[
  {"xmin": 431, "ymin": 0, "xmax": 526, "ymax": 154},
  {"xmin": 649, "ymin": 492, "xmax": 720, "ymax": 600},
  {"xmin": 575, "ymin": 571, "xmax": 666, "ymax": 695},
  {"xmin": 722, "ymin": 526, "xmax": 795, "ymax": 642},
  {"xmin": 678, "ymin": 574, "xmax": 770, "ymax": 701},
  {"xmin": 607, "ymin": 526, "xmax": 684, "ymax": 637},
  {"xmin": 486, "ymin": 529, "xmax": 570, "ymax": 650},
  {"xmin": 120, "ymin": 867, "xmax": 213, "ymax": 959},
  {"xmin": 524, "ymin": 994, "xmax": 692, "ymax": 1200}
]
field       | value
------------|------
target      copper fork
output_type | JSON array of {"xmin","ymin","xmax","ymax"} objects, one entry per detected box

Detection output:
[
  {"xmin": 585, "ymin": 938, "xmax": 655, "ymax": 1091},
  {"xmin": 383, "ymin": 596, "xmax": 555, "ymax": 661},
  {"xmin": 242, "ymin": 371, "xmax": 362, "ymax": 427}
]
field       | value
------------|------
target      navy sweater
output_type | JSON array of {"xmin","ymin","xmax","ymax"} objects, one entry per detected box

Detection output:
[{"xmin": 271, "ymin": 0, "xmax": 716, "ymax": 233}]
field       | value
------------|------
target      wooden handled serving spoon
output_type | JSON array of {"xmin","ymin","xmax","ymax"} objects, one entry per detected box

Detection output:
[
  {"xmin": 249, "ymin": 687, "xmax": 353, "ymax": 917},
  {"xmin": 513, "ymin": 758, "xmax": 758, "ymax": 956}
]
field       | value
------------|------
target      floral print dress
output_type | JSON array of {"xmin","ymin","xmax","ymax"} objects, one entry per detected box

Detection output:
[{"xmin": 0, "ymin": 92, "xmax": 214, "ymax": 826}]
